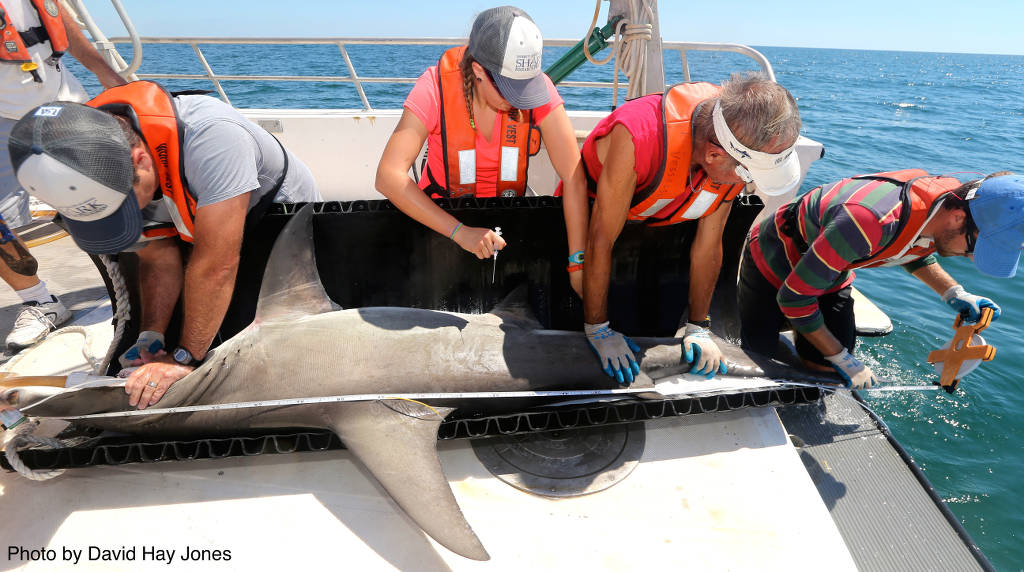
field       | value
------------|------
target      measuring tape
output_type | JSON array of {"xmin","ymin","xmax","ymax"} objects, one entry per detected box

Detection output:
[
  {"xmin": 25, "ymin": 377, "xmax": 938, "ymax": 422},
  {"xmin": 39, "ymin": 387, "xmax": 660, "ymax": 421}
]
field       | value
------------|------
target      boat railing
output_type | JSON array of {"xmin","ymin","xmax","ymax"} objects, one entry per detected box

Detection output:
[{"xmin": 105, "ymin": 36, "xmax": 775, "ymax": 109}]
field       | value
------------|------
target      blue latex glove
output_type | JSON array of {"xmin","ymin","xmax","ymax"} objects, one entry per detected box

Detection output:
[
  {"xmin": 941, "ymin": 285, "xmax": 1001, "ymax": 322},
  {"xmin": 682, "ymin": 323, "xmax": 728, "ymax": 379},
  {"xmin": 118, "ymin": 330, "xmax": 165, "ymax": 368},
  {"xmin": 584, "ymin": 321, "xmax": 641, "ymax": 385},
  {"xmin": 824, "ymin": 349, "xmax": 877, "ymax": 389}
]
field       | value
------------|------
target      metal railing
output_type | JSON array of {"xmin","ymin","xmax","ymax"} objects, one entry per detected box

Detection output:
[{"xmin": 106, "ymin": 36, "xmax": 775, "ymax": 109}]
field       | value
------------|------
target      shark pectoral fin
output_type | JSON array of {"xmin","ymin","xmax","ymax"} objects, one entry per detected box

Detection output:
[{"xmin": 325, "ymin": 400, "xmax": 490, "ymax": 561}]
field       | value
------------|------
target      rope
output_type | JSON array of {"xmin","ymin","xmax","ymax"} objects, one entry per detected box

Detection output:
[
  {"xmin": 96, "ymin": 254, "xmax": 131, "ymax": 376},
  {"xmin": 584, "ymin": 0, "xmax": 655, "ymax": 108},
  {"xmin": 3, "ymin": 421, "xmax": 66, "ymax": 481},
  {"xmin": 1, "ymin": 255, "xmax": 130, "ymax": 482}
]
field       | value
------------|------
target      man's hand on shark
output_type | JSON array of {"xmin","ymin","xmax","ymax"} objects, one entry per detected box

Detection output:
[
  {"xmin": 584, "ymin": 322, "xmax": 641, "ymax": 385},
  {"xmin": 125, "ymin": 358, "xmax": 195, "ymax": 409}
]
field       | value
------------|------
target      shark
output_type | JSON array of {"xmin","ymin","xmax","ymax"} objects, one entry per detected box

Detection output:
[{"xmin": 1, "ymin": 204, "xmax": 841, "ymax": 561}]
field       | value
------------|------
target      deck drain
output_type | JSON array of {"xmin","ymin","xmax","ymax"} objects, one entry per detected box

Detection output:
[{"xmin": 471, "ymin": 422, "xmax": 645, "ymax": 497}]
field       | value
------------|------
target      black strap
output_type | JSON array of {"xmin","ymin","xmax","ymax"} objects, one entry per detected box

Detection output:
[
  {"xmin": 780, "ymin": 200, "xmax": 810, "ymax": 254},
  {"xmin": 170, "ymin": 89, "xmax": 213, "ymax": 97},
  {"xmin": 16, "ymin": 26, "xmax": 48, "ymax": 48},
  {"xmin": 244, "ymin": 136, "xmax": 290, "ymax": 230},
  {"xmin": 423, "ymin": 167, "xmax": 449, "ymax": 198}
]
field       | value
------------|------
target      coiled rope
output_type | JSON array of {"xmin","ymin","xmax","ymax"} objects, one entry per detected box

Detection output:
[
  {"xmin": 3, "ymin": 254, "xmax": 131, "ymax": 480},
  {"xmin": 583, "ymin": 0, "xmax": 655, "ymax": 108},
  {"xmin": 3, "ymin": 421, "xmax": 66, "ymax": 481}
]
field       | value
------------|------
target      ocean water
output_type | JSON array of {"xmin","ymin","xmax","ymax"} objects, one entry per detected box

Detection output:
[{"xmin": 65, "ymin": 43, "xmax": 1023, "ymax": 570}]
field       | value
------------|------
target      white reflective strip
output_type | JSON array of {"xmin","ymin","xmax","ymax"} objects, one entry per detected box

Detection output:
[
  {"xmin": 162, "ymin": 195, "xmax": 193, "ymax": 239},
  {"xmin": 679, "ymin": 190, "xmax": 718, "ymax": 220},
  {"xmin": 458, "ymin": 150, "xmax": 476, "ymax": 185},
  {"xmin": 638, "ymin": 198, "xmax": 674, "ymax": 218},
  {"xmin": 500, "ymin": 146, "xmax": 519, "ymax": 182}
]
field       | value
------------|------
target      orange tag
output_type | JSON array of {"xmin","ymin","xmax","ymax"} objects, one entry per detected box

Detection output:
[{"xmin": 927, "ymin": 308, "xmax": 996, "ymax": 391}]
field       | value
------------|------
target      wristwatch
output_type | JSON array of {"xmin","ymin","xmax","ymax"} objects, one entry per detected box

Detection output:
[{"xmin": 172, "ymin": 346, "xmax": 202, "ymax": 367}]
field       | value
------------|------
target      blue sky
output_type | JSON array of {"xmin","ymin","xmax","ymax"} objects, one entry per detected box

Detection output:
[{"xmin": 82, "ymin": 1, "xmax": 1024, "ymax": 56}]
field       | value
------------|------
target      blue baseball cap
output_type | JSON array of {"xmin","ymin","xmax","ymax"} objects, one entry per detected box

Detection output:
[{"xmin": 969, "ymin": 174, "xmax": 1024, "ymax": 278}]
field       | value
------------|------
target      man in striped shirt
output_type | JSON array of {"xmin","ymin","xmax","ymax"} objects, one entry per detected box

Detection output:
[{"xmin": 739, "ymin": 171, "xmax": 1023, "ymax": 388}]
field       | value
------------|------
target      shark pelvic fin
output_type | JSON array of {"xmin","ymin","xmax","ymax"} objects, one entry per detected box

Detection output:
[
  {"xmin": 325, "ymin": 400, "xmax": 490, "ymax": 561},
  {"xmin": 490, "ymin": 284, "xmax": 542, "ymax": 329},
  {"xmin": 255, "ymin": 204, "xmax": 338, "ymax": 322}
]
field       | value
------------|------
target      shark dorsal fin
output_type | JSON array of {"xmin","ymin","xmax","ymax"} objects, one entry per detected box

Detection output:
[
  {"xmin": 255, "ymin": 204, "xmax": 338, "ymax": 322},
  {"xmin": 490, "ymin": 284, "xmax": 542, "ymax": 329}
]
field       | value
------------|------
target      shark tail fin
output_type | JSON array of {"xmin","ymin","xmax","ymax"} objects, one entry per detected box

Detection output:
[{"xmin": 325, "ymin": 400, "xmax": 490, "ymax": 561}]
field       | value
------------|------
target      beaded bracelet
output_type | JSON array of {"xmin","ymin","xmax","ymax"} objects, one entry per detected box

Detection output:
[
  {"xmin": 449, "ymin": 222, "xmax": 463, "ymax": 240},
  {"xmin": 566, "ymin": 263, "xmax": 583, "ymax": 273}
]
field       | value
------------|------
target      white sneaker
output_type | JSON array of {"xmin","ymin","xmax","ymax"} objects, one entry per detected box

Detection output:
[{"xmin": 5, "ymin": 296, "xmax": 72, "ymax": 350}]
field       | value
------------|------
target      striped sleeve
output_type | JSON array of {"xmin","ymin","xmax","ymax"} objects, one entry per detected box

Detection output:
[
  {"xmin": 902, "ymin": 253, "xmax": 938, "ymax": 273},
  {"xmin": 777, "ymin": 203, "xmax": 881, "ymax": 333}
]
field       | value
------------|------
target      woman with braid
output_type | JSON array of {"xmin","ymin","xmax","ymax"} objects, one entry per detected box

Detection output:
[{"xmin": 376, "ymin": 6, "xmax": 588, "ymax": 295}]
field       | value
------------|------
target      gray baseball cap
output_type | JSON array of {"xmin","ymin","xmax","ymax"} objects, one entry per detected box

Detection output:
[
  {"xmin": 8, "ymin": 101, "xmax": 142, "ymax": 254},
  {"xmin": 467, "ymin": 6, "xmax": 549, "ymax": 109}
]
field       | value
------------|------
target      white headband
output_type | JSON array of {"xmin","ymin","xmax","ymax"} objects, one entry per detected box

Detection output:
[{"xmin": 712, "ymin": 101, "xmax": 795, "ymax": 169}]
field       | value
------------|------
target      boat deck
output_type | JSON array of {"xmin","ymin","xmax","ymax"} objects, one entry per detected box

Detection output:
[
  {"xmin": 0, "ymin": 226, "xmax": 109, "ymax": 372},
  {"xmin": 780, "ymin": 392, "xmax": 991, "ymax": 571}
]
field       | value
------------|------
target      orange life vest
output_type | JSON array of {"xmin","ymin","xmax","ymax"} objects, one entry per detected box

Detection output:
[
  {"xmin": 429, "ymin": 46, "xmax": 540, "ymax": 198},
  {"xmin": 628, "ymin": 83, "xmax": 745, "ymax": 226},
  {"xmin": 0, "ymin": 0, "xmax": 68, "ymax": 71},
  {"xmin": 849, "ymin": 169, "xmax": 964, "ymax": 268},
  {"xmin": 87, "ymin": 81, "xmax": 198, "ymax": 242}
]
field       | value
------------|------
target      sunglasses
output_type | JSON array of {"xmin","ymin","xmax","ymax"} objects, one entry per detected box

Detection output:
[
  {"xmin": 964, "ymin": 209, "xmax": 978, "ymax": 255},
  {"xmin": 709, "ymin": 137, "xmax": 754, "ymax": 184}
]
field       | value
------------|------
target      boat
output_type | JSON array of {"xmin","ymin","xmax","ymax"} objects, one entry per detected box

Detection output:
[{"xmin": 0, "ymin": 1, "xmax": 994, "ymax": 569}]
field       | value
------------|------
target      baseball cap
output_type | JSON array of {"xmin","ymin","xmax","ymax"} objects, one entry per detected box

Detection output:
[
  {"xmin": 712, "ymin": 101, "xmax": 801, "ymax": 196},
  {"xmin": 467, "ymin": 6, "xmax": 548, "ymax": 109},
  {"xmin": 8, "ymin": 102, "xmax": 141, "ymax": 254},
  {"xmin": 968, "ymin": 174, "xmax": 1024, "ymax": 278}
]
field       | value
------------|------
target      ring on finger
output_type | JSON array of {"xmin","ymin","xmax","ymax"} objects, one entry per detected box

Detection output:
[{"xmin": 147, "ymin": 381, "xmax": 158, "ymax": 388}]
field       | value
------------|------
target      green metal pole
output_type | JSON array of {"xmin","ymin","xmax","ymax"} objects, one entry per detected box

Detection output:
[{"xmin": 544, "ymin": 17, "xmax": 622, "ymax": 85}]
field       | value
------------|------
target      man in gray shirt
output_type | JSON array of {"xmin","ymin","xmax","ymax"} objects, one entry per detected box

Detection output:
[{"xmin": 8, "ymin": 84, "xmax": 320, "ymax": 407}]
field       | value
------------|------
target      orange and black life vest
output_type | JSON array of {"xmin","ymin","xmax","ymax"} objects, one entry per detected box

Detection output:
[
  {"xmin": 0, "ymin": 0, "xmax": 69, "ymax": 72},
  {"xmin": 628, "ymin": 82, "xmax": 745, "ymax": 226},
  {"xmin": 428, "ymin": 46, "xmax": 541, "ymax": 198},
  {"xmin": 849, "ymin": 169, "xmax": 964, "ymax": 268},
  {"xmin": 88, "ymin": 81, "xmax": 198, "ymax": 242},
  {"xmin": 89, "ymin": 81, "xmax": 290, "ymax": 244}
]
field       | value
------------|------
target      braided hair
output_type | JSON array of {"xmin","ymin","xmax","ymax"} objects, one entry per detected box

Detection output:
[{"xmin": 459, "ymin": 51, "xmax": 521, "ymax": 130}]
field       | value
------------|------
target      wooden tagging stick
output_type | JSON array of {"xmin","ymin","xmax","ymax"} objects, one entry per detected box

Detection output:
[
  {"xmin": 0, "ymin": 373, "xmax": 70, "ymax": 389},
  {"xmin": 927, "ymin": 308, "xmax": 997, "ymax": 392}
]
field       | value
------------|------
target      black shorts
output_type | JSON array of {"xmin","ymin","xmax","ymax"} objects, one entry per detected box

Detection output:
[{"xmin": 737, "ymin": 247, "xmax": 856, "ymax": 366}]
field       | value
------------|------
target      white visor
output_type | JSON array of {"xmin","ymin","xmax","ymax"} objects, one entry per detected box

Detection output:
[{"xmin": 712, "ymin": 101, "xmax": 801, "ymax": 196}]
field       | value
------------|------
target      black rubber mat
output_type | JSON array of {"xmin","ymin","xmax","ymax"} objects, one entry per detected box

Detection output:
[
  {"xmin": 778, "ymin": 392, "xmax": 992, "ymax": 572},
  {"xmin": 2, "ymin": 386, "xmax": 819, "ymax": 472}
]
